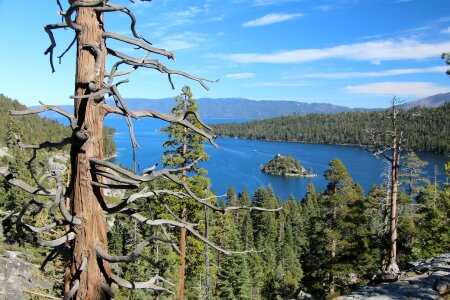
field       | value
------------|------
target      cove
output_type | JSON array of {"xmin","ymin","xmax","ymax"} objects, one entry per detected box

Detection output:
[{"xmin": 105, "ymin": 117, "xmax": 449, "ymax": 200}]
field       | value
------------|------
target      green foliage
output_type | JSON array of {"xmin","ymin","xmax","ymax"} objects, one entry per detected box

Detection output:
[
  {"xmin": 213, "ymin": 103, "xmax": 450, "ymax": 154},
  {"xmin": 260, "ymin": 154, "xmax": 306, "ymax": 176},
  {"xmin": 162, "ymin": 86, "xmax": 209, "ymax": 175},
  {"xmin": 442, "ymin": 52, "xmax": 450, "ymax": 76},
  {"xmin": 400, "ymin": 152, "xmax": 430, "ymax": 200}
]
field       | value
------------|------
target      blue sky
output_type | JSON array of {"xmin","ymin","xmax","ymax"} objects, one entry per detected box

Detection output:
[{"xmin": 0, "ymin": 0, "xmax": 449, "ymax": 108}]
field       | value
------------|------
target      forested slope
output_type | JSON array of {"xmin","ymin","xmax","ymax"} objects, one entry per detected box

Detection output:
[
  {"xmin": 0, "ymin": 94, "xmax": 116, "ymax": 158},
  {"xmin": 213, "ymin": 104, "xmax": 450, "ymax": 154}
]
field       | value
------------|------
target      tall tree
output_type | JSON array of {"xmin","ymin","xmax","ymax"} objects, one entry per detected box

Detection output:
[
  {"xmin": 323, "ymin": 159, "xmax": 353, "ymax": 295},
  {"xmin": 368, "ymin": 97, "xmax": 406, "ymax": 274},
  {"xmin": 162, "ymin": 86, "xmax": 209, "ymax": 299}
]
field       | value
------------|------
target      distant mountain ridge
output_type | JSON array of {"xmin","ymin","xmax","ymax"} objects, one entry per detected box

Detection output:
[
  {"xmin": 397, "ymin": 92, "xmax": 450, "ymax": 109},
  {"xmin": 31, "ymin": 93, "xmax": 450, "ymax": 120}
]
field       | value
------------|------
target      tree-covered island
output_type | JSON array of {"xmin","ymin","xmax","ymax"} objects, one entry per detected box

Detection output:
[{"xmin": 260, "ymin": 154, "xmax": 316, "ymax": 177}]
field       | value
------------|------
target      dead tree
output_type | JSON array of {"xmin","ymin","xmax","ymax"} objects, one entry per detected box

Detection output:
[
  {"xmin": 367, "ymin": 97, "xmax": 406, "ymax": 275},
  {"xmin": 0, "ymin": 1, "xmax": 281, "ymax": 299}
]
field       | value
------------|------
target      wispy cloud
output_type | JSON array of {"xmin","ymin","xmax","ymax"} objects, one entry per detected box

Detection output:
[
  {"xmin": 248, "ymin": 81, "xmax": 310, "ymax": 87},
  {"xmin": 441, "ymin": 26, "xmax": 450, "ymax": 34},
  {"xmin": 227, "ymin": 39, "xmax": 450, "ymax": 63},
  {"xmin": 252, "ymin": 0, "xmax": 302, "ymax": 6},
  {"xmin": 299, "ymin": 66, "xmax": 447, "ymax": 79},
  {"xmin": 157, "ymin": 32, "xmax": 208, "ymax": 51},
  {"xmin": 225, "ymin": 73, "xmax": 255, "ymax": 79},
  {"xmin": 345, "ymin": 82, "xmax": 450, "ymax": 96},
  {"xmin": 243, "ymin": 13, "xmax": 304, "ymax": 27},
  {"xmin": 316, "ymin": 5, "xmax": 333, "ymax": 12}
]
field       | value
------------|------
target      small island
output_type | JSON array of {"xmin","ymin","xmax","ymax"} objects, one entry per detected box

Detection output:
[{"xmin": 260, "ymin": 154, "xmax": 316, "ymax": 177}]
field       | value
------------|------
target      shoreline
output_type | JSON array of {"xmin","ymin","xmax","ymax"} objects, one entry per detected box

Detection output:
[{"xmin": 218, "ymin": 135, "xmax": 448, "ymax": 156}]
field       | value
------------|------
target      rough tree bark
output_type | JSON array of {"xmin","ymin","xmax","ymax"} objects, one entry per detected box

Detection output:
[{"xmin": 69, "ymin": 2, "xmax": 111, "ymax": 298}]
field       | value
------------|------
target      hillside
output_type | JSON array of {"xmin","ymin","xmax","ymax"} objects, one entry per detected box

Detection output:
[
  {"xmin": 34, "ymin": 93, "xmax": 449, "ymax": 121},
  {"xmin": 33, "ymin": 98, "xmax": 359, "ymax": 120},
  {"xmin": 0, "ymin": 94, "xmax": 116, "ymax": 158},
  {"xmin": 398, "ymin": 92, "xmax": 450, "ymax": 109},
  {"xmin": 213, "ymin": 103, "xmax": 450, "ymax": 154}
]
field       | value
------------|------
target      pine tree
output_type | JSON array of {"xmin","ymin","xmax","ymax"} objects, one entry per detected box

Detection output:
[
  {"xmin": 160, "ymin": 86, "xmax": 211, "ymax": 298},
  {"xmin": 413, "ymin": 184, "xmax": 450, "ymax": 258},
  {"xmin": 400, "ymin": 152, "xmax": 429, "ymax": 201},
  {"xmin": 215, "ymin": 207, "xmax": 252, "ymax": 299}
]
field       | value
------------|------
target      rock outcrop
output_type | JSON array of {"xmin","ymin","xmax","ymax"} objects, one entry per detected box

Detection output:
[
  {"xmin": 0, "ymin": 252, "xmax": 53, "ymax": 300},
  {"xmin": 337, "ymin": 253, "xmax": 450, "ymax": 300}
]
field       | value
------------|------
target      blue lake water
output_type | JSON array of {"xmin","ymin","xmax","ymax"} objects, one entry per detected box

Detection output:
[{"xmin": 104, "ymin": 116, "xmax": 449, "ymax": 200}]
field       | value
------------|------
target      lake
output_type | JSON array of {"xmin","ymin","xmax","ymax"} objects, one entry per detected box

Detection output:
[{"xmin": 104, "ymin": 116, "xmax": 449, "ymax": 200}]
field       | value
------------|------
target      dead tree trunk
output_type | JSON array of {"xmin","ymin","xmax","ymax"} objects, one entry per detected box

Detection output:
[
  {"xmin": 386, "ymin": 106, "xmax": 400, "ymax": 274},
  {"xmin": 177, "ymin": 208, "xmax": 188, "ymax": 299},
  {"xmin": 69, "ymin": 3, "xmax": 111, "ymax": 298}
]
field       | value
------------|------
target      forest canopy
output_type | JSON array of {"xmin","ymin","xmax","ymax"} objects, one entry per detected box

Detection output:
[{"xmin": 213, "ymin": 103, "xmax": 450, "ymax": 154}]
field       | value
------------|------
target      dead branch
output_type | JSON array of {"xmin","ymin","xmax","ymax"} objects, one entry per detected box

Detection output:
[
  {"xmin": 95, "ymin": 2, "xmax": 152, "ymax": 45},
  {"xmin": 18, "ymin": 137, "xmax": 72, "ymax": 150},
  {"xmin": 10, "ymin": 102, "xmax": 78, "ymax": 130},
  {"xmin": 44, "ymin": 23, "xmax": 69, "ymax": 72},
  {"xmin": 111, "ymin": 273, "xmax": 174, "ymax": 292},
  {"xmin": 101, "ymin": 104, "xmax": 218, "ymax": 147},
  {"xmin": 107, "ymin": 48, "xmax": 219, "ymax": 90},
  {"xmin": 93, "ymin": 168, "xmax": 141, "ymax": 186},
  {"xmin": 160, "ymin": 225, "xmax": 183, "ymax": 256},
  {"xmin": 103, "ymin": 32, "xmax": 175, "ymax": 60},
  {"xmin": 124, "ymin": 211, "xmax": 259, "ymax": 255},
  {"xmin": 0, "ymin": 167, "xmax": 55, "ymax": 196},
  {"xmin": 58, "ymin": 36, "xmax": 76, "ymax": 64},
  {"xmin": 104, "ymin": 187, "xmax": 155, "ymax": 214},
  {"xmin": 95, "ymin": 236, "xmax": 170, "ymax": 263},
  {"xmin": 65, "ymin": 280, "xmax": 79, "ymax": 300}
]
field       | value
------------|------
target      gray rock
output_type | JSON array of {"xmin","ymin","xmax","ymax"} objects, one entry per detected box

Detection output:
[
  {"xmin": 337, "ymin": 253, "xmax": 450, "ymax": 300},
  {"xmin": 0, "ymin": 256, "xmax": 53, "ymax": 300}
]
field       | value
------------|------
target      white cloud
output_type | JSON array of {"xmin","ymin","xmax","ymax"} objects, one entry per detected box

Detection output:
[
  {"xmin": 227, "ymin": 39, "xmax": 450, "ymax": 63},
  {"xmin": 243, "ymin": 13, "xmax": 304, "ymax": 27},
  {"xmin": 157, "ymin": 32, "xmax": 208, "ymax": 51},
  {"xmin": 300, "ymin": 66, "xmax": 447, "ymax": 79},
  {"xmin": 225, "ymin": 73, "xmax": 255, "ymax": 79},
  {"xmin": 345, "ymin": 82, "xmax": 450, "ymax": 96},
  {"xmin": 441, "ymin": 26, "xmax": 450, "ymax": 34}
]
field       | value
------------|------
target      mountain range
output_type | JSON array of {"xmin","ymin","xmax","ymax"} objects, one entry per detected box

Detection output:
[{"xmin": 33, "ymin": 92, "xmax": 450, "ymax": 120}]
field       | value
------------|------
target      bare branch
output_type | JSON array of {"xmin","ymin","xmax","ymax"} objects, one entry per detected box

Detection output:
[
  {"xmin": 107, "ymin": 48, "xmax": 219, "ymax": 90},
  {"xmin": 124, "ymin": 211, "xmax": 259, "ymax": 255},
  {"xmin": 101, "ymin": 104, "xmax": 218, "ymax": 147},
  {"xmin": 18, "ymin": 137, "xmax": 72, "ymax": 150},
  {"xmin": 95, "ymin": 236, "xmax": 169, "ymax": 265},
  {"xmin": 65, "ymin": 280, "xmax": 79, "ymax": 300},
  {"xmin": 44, "ymin": 23, "xmax": 69, "ymax": 72},
  {"xmin": 58, "ymin": 35, "xmax": 76, "ymax": 64},
  {"xmin": 95, "ymin": 3, "xmax": 152, "ymax": 45},
  {"xmin": 104, "ymin": 187, "xmax": 155, "ymax": 214},
  {"xmin": 93, "ymin": 168, "xmax": 141, "ymax": 187},
  {"xmin": 10, "ymin": 103, "xmax": 77, "ymax": 130},
  {"xmin": 103, "ymin": 32, "xmax": 175, "ymax": 60},
  {"xmin": 111, "ymin": 273, "xmax": 174, "ymax": 292},
  {"xmin": 0, "ymin": 167, "xmax": 55, "ymax": 196}
]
